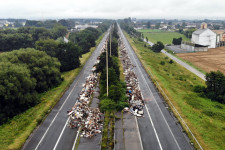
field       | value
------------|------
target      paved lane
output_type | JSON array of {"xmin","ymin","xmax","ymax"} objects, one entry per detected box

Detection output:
[
  {"xmin": 22, "ymin": 30, "xmax": 110, "ymax": 150},
  {"xmin": 118, "ymin": 24, "xmax": 193, "ymax": 150}
]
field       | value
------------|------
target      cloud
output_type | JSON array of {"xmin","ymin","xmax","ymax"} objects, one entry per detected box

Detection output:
[{"xmin": 0, "ymin": 0, "xmax": 224, "ymax": 19}]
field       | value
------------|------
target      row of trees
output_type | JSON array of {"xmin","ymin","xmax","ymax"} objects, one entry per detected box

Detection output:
[
  {"xmin": 0, "ymin": 25, "xmax": 67, "ymax": 52},
  {"xmin": 0, "ymin": 49, "xmax": 62, "ymax": 124},
  {"xmin": 96, "ymin": 23, "xmax": 128, "ymax": 112},
  {"xmin": 119, "ymin": 18, "xmax": 141, "ymax": 38}
]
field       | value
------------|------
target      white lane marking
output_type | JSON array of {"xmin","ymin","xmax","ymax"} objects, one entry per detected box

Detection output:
[
  {"xmin": 72, "ymin": 127, "xmax": 81, "ymax": 150},
  {"xmin": 35, "ymin": 71, "xmax": 84, "ymax": 150},
  {"xmin": 53, "ymin": 118, "xmax": 70, "ymax": 150},
  {"xmin": 119, "ymin": 27, "xmax": 181, "ymax": 150},
  {"xmin": 145, "ymin": 105, "xmax": 163, "ymax": 150},
  {"xmin": 135, "ymin": 116, "xmax": 144, "ymax": 150}
]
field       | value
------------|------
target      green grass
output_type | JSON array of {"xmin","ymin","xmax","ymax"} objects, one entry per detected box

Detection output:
[
  {"xmin": 124, "ymin": 32, "xmax": 225, "ymax": 150},
  {"xmin": 0, "ymin": 33, "xmax": 105, "ymax": 150},
  {"xmin": 138, "ymin": 29, "xmax": 164, "ymax": 33},
  {"xmin": 139, "ymin": 29, "xmax": 190, "ymax": 45}
]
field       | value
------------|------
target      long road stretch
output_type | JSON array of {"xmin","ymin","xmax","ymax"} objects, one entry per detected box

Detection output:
[
  {"xmin": 22, "ymin": 30, "xmax": 110, "ymax": 150},
  {"xmin": 118, "ymin": 24, "xmax": 193, "ymax": 150}
]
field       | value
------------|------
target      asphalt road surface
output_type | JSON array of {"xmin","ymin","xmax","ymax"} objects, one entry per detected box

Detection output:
[
  {"xmin": 118, "ymin": 24, "xmax": 193, "ymax": 150},
  {"xmin": 144, "ymin": 39, "xmax": 205, "ymax": 81},
  {"xmin": 22, "ymin": 30, "xmax": 110, "ymax": 150}
]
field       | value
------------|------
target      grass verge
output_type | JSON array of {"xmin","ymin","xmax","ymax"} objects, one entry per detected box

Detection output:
[
  {"xmin": 124, "ymin": 32, "xmax": 225, "ymax": 150},
  {"xmin": 0, "ymin": 33, "xmax": 105, "ymax": 150},
  {"xmin": 165, "ymin": 49, "xmax": 207, "ymax": 75}
]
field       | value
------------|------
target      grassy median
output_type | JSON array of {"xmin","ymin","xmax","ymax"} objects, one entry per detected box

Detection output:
[
  {"xmin": 124, "ymin": 32, "xmax": 225, "ymax": 150},
  {"xmin": 0, "ymin": 34, "xmax": 105, "ymax": 150}
]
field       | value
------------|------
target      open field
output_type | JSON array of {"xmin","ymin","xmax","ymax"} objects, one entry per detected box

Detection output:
[
  {"xmin": 138, "ymin": 29, "xmax": 190, "ymax": 45},
  {"xmin": 0, "ymin": 34, "xmax": 105, "ymax": 150},
  {"xmin": 124, "ymin": 32, "xmax": 225, "ymax": 150},
  {"xmin": 138, "ymin": 29, "xmax": 165, "ymax": 33},
  {"xmin": 177, "ymin": 46, "xmax": 225, "ymax": 74}
]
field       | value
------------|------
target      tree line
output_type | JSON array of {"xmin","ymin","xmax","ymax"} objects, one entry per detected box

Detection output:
[
  {"xmin": 0, "ymin": 49, "xmax": 62, "ymax": 124},
  {"xmin": 0, "ymin": 21, "xmax": 112, "ymax": 124},
  {"xmin": 0, "ymin": 25, "xmax": 67, "ymax": 52},
  {"xmin": 95, "ymin": 23, "xmax": 128, "ymax": 112}
]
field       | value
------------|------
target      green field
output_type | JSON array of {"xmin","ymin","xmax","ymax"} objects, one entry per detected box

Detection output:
[
  {"xmin": 139, "ymin": 29, "xmax": 190, "ymax": 44},
  {"xmin": 0, "ymin": 34, "xmax": 105, "ymax": 150},
  {"xmin": 124, "ymin": 32, "xmax": 225, "ymax": 150}
]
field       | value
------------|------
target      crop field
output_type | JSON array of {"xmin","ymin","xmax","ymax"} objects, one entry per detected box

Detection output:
[
  {"xmin": 138, "ymin": 29, "xmax": 190, "ymax": 44},
  {"xmin": 177, "ymin": 46, "xmax": 225, "ymax": 74},
  {"xmin": 124, "ymin": 32, "xmax": 225, "ymax": 150}
]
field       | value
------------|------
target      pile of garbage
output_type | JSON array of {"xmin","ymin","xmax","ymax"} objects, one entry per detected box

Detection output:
[
  {"xmin": 118, "ymin": 37, "xmax": 144, "ymax": 117},
  {"xmin": 67, "ymin": 56, "xmax": 103, "ymax": 138}
]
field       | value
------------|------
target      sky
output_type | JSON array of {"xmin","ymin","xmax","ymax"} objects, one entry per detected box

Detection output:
[{"xmin": 0, "ymin": 0, "xmax": 224, "ymax": 20}]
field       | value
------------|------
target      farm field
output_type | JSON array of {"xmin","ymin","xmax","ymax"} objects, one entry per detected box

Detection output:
[
  {"xmin": 177, "ymin": 46, "xmax": 225, "ymax": 74},
  {"xmin": 138, "ymin": 29, "xmax": 190, "ymax": 44},
  {"xmin": 124, "ymin": 32, "xmax": 225, "ymax": 150}
]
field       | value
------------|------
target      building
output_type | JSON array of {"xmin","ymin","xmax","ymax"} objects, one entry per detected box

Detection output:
[
  {"xmin": 181, "ymin": 41, "xmax": 208, "ymax": 52},
  {"xmin": 191, "ymin": 23, "xmax": 217, "ymax": 48}
]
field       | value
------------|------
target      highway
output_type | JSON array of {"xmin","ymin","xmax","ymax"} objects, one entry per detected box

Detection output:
[
  {"xmin": 22, "ymin": 30, "xmax": 110, "ymax": 150},
  {"xmin": 118, "ymin": 24, "xmax": 193, "ymax": 150},
  {"xmin": 144, "ymin": 39, "xmax": 206, "ymax": 81}
]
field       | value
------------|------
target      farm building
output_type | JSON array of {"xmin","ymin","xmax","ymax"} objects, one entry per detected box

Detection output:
[{"xmin": 191, "ymin": 27, "xmax": 217, "ymax": 48}]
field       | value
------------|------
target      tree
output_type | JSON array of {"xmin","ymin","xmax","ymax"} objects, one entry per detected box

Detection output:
[
  {"xmin": 0, "ymin": 62, "xmax": 38, "ymax": 124},
  {"xmin": 56, "ymin": 42, "xmax": 81, "ymax": 72},
  {"xmin": 147, "ymin": 21, "xmax": 151, "ymax": 29},
  {"xmin": 172, "ymin": 37, "xmax": 182, "ymax": 45},
  {"xmin": 154, "ymin": 42, "xmax": 164, "ymax": 50},
  {"xmin": 35, "ymin": 39, "xmax": 60, "ymax": 57},
  {"xmin": 205, "ymin": 71, "xmax": 225, "ymax": 103},
  {"xmin": 155, "ymin": 23, "xmax": 161, "ymax": 29},
  {"xmin": 52, "ymin": 25, "xmax": 68, "ymax": 39},
  {"xmin": 146, "ymin": 37, "xmax": 148, "ymax": 42},
  {"xmin": 0, "ymin": 48, "xmax": 62, "ymax": 92},
  {"xmin": 152, "ymin": 41, "xmax": 164, "ymax": 52}
]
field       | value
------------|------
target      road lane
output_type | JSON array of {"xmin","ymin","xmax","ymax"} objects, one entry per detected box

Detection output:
[
  {"xmin": 118, "ymin": 24, "xmax": 193, "ymax": 150},
  {"xmin": 22, "ymin": 30, "xmax": 110, "ymax": 150}
]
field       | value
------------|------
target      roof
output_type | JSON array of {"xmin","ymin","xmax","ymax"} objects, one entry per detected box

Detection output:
[
  {"xmin": 192, "ymin": 29, "xmax": 208, "ymax": 35},
  {"xmin": 212, "ymin": 30, "xmax": 225, "ymax": 34}
]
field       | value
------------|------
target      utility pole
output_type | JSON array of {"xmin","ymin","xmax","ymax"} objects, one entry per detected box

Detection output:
[
  {"xmin": 106, "ymin": 39, "xmax": 109, "ymax": 96},
  {"xmin": 110, "ymin": 27, "xmax": 112, "ymax": 57}
]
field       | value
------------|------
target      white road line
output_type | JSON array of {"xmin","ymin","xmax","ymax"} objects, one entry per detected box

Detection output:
[
  {"xmin": 72, "ymin": 127, "xmax": 81, "ymax": 150},
  {"xmin": 53, "ymin": 118, "xmax": 70, "ymax": 150},
  {"xmin": 34, "ymin": 70, "xmax": 84, "ymax": 150},
  {"xmin": 119, "ymin": 26, "xmax": 181, "ymax": 150},
  {"xmin": 144, "ymin": 105, "xmax": 163, "ymax": 150},
  {"xmin": 134, "ymin": 116, "xmax": 144, "ymax": 150}
]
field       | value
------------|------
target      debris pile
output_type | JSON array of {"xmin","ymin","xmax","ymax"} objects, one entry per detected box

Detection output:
[
  {"xmin": 67, "ymin": 57, "xmax": 103, "ymax": 138},
  {"xmin": 118, "ymin": 37, "xmax": 144, "ymax": 117}
]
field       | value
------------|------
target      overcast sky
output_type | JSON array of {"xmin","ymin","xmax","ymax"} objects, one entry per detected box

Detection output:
[{"xmin": 0, "ymin": 0, "xmax": 224, "ymax": 20}]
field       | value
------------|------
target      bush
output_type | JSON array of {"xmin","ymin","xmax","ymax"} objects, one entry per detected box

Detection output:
[
  {"xmin": 100, "ymin": 99, "xmax": 116, "ymax": 112},
  {"xmin": 194, "ymin": 85, "xmax": 205, "ymax": 93},
  {"xmin": 169, "ymin": 59, "xmax": 174, "ymax": 64},
  {"xmin": 160, "ymin": 61, "xmax": 165, "ymax": 65}
]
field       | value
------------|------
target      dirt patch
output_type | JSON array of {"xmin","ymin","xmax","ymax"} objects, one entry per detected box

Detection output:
[{"xmin": 177, "ymin": 46, "xmax": 225, "ymax": 74}]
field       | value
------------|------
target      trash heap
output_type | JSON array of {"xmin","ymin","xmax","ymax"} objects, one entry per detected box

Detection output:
[
  {"xmin": 67, "ymin": 58, "xmax": 103, "ymax": 138},
  {"xmin": 119, "ymin": 37, "xmax": 144, "ymax": 117}
]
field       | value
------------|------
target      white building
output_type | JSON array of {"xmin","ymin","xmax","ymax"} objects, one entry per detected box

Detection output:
[{"xmin": 191, "ymin": 23, "xmax": 217, "ymax": 48}]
